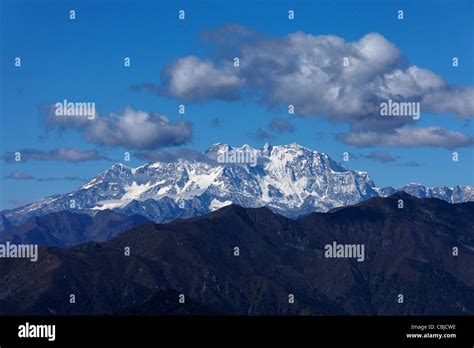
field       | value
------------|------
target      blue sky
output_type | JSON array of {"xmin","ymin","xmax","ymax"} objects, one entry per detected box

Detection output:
[{"xmin": 0, "ymin": 0, "xmax": 473, "ymax": 210}]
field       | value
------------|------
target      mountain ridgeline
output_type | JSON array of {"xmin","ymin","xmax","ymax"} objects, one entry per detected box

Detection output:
[
  {"xmin": 2, "ymin": 143, "xmax": 472, "ymax": 228},
  {"xmin": 0, "ymin": 210, "xmax": 148, "ymax": 247},
  {"xmin": 0, "ymin": 193, "xmax": 472, "ymax": 315}
]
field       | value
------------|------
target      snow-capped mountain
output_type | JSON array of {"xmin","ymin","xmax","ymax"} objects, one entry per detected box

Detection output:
[
  {"xmin": 376, "ymin": 183, "xmax": 474, "ymax": 202},
  {"xmin": 2, "ymin": 143, "xmax": 473, "ymax": 227}
]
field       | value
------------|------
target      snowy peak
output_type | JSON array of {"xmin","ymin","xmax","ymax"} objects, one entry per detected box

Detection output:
[
  {"xmin": 378, "ymin": 183, "xmax": 474, "ymax": 203},
  {"xmin": 205, "ymin": 142, "xmax": 347, "ymax": 173},
  {"xmin": 262, "ymin": 142, "xmax": 272, "ymax": 156},
  {"xmin": 2, "ymin": 143, "xmax": 473, "ymax": 226},
  {"xmin": 204, "ymin": 142, "xmax": 232, "ymax": 154}
]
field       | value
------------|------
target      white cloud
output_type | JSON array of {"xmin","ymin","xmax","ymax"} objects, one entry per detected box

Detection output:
[
  {"xmin": 337, "ymin": 127, "xmax": 474, "ymax": 149},
  {"xmin": 45, "ymin": 107, "xmax": 193, "ymax": 150},
  {"xmin": 85, "ymin": 107, "xmax": 192, "ymax": 149},
  {"xmin": 163, "ymin": 56, "xmax": 243, "ymax": 101},
  {"xmin": 5, "ymin": 171, "xmax": 35, "ymax": 180},
  {"xmin": 3, "ymin": 148, "xmax": 107, "ymax": 162},
  {"xmin": 159, "ymin": 27, "xmax": 474, "ymax": 140}
]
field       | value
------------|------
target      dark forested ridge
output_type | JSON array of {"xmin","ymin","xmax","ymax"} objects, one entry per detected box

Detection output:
[{"xmin": 0, "ymin": 193, "xmax": 472, "ymax": 315}]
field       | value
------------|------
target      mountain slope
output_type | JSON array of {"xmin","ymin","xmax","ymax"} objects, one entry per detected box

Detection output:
[
  {"xmin": 2, "ymin": 143, "xmax": 472, "ymax": 227},
  {"xmin": 0, "ymin": 215, "xmax": 12, "ymax": 231},
  {"xmin": 377, "ymin": 183, "xmax": 474, "ymax": 203},
  {"xmin": 0, "ymin": 210, "xmax": 149, "ymax": 247},
  {"xmin": 0, "ymin": 194, "xmax": 472, "ymax": 315}
]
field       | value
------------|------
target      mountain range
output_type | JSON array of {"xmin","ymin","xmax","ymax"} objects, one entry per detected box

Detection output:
[
  {"xmin": 1, "ymin": 143, "xmax": 473, "ymax": 229},
  {"xmin": 0, "ymin": 210, "xmax": 148, "ymax": 247},
  {"xmin": 0, "ymin": 193, "xmax": 472, "ymax": 315}
]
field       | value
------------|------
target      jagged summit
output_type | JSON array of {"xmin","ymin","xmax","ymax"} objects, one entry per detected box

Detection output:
[
  {"xmin": 2, "ymin": 143, "xmax": 473, "ymax": 226},
  {"xmin": 204, "ymin": 142, "xmax": 232, "ymax": 154}
]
